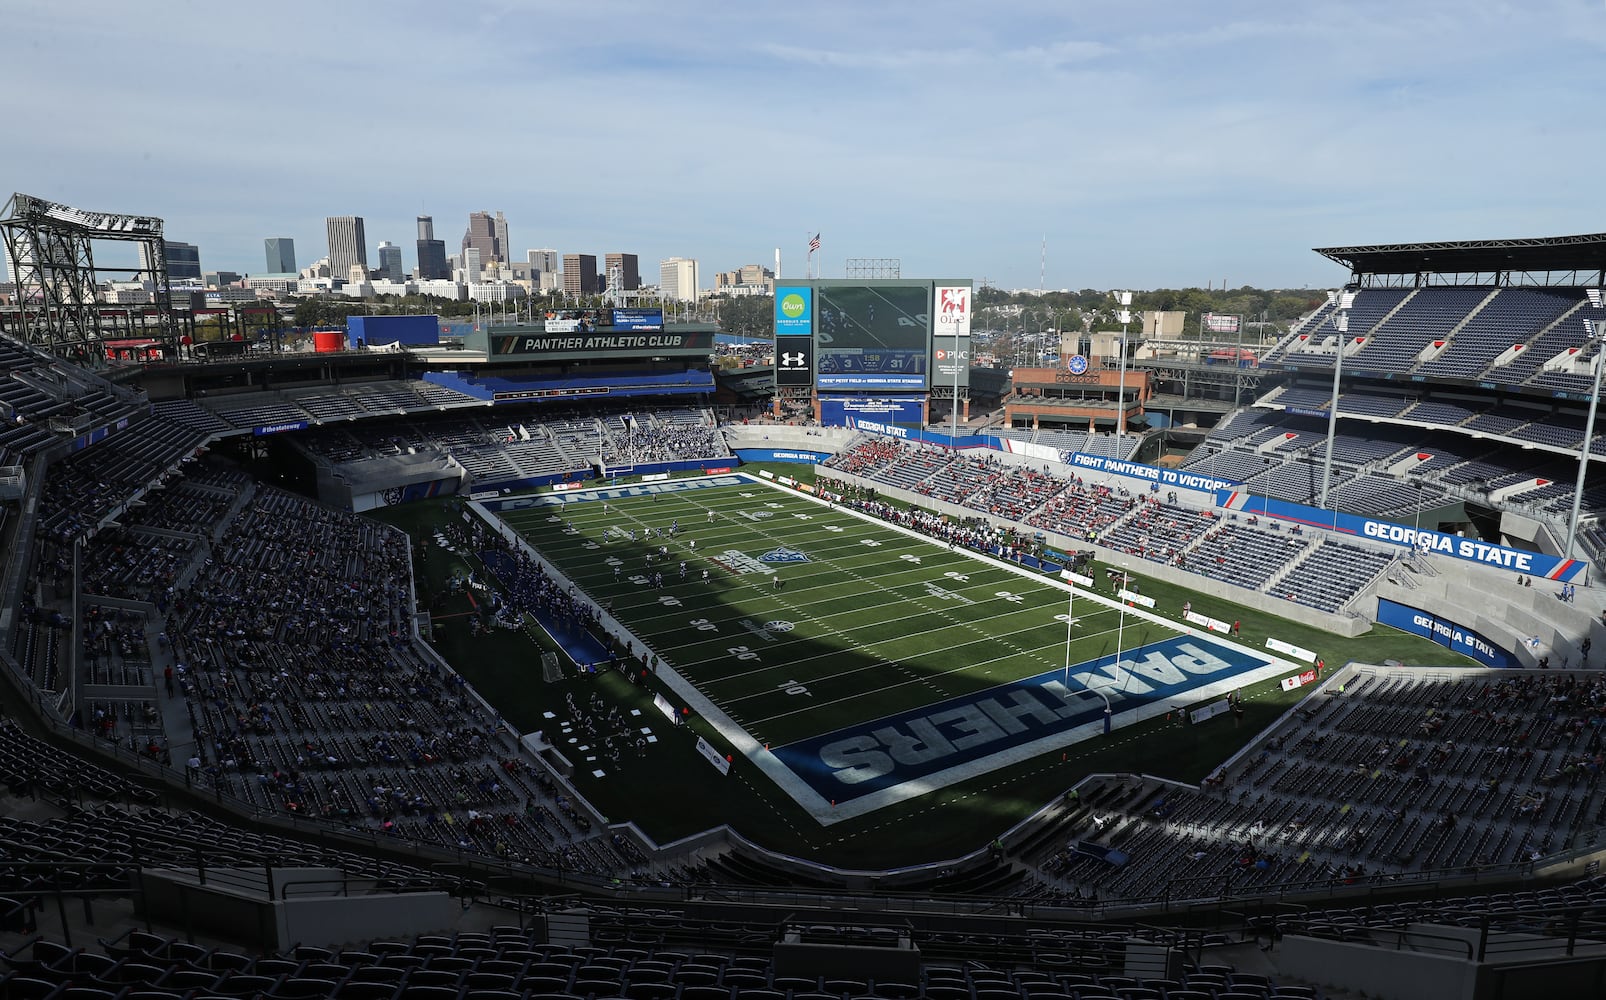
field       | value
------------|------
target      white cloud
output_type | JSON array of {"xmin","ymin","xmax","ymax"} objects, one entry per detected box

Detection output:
[{"xmin": 2, "ymin": 1, "xmax": 1603, "ymax": 288}]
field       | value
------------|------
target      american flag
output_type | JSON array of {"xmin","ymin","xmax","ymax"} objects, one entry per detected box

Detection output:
[{"xmin": 808, "ymin": 233, "xmax": 821, "ymax": 253}]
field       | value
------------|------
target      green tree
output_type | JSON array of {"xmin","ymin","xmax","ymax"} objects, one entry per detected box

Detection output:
[{"xmin": 712, "ymin": 295, "xmax": 774, "ymax": 338}]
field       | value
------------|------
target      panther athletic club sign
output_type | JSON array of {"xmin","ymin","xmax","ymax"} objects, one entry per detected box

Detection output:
[{"xmin": 492, "ymin": 330, "xmax": 714, "ymax": 356}]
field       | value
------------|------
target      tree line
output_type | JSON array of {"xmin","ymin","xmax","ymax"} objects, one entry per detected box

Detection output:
[{"xmin": 279, "ymin": 284, "xmax": 1326, "ymax": 337}]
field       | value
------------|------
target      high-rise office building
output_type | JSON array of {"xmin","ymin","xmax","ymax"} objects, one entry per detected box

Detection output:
[
  {"xmin": 415, "ymin": 215, "xmax": 448, "ymax": 280},
  {"xmin": 562, "ymin": 254, "xmax": 598, "ymax": 296},
  {"xmin": 527, "ymin": 249, "xmax": 559, "ymax": 275},
  {"xmin": 264, "ymin": 237, "xmax": 296, "ymax": 274},
  {"xmin": 138, "ymin": 240, "xmax": 201, "ymax": 280},
  {"xmin": 659, "ymin": 257, "xmax": 701, "ymax": 302},
  {"xmin": 463, "ymin": 247, "xmax": 483, "ymax": 282},
  {"xmin": 377, "ymin": 242, "xmax": 404, "ymax": 282},
  {"xmin": 604, "ymin": 253, "xmax": 641, "ymax": 291},
  {"xmin": 494, "ymin": 212, "xmax": 509, "ymax": 265},
  {"xmin": 326, "ymin": 216, "xmax": 368, "ymax": 281},
  {"xmin": 462, "ymin": 211, "xmax": 504, "ymax": 264}
]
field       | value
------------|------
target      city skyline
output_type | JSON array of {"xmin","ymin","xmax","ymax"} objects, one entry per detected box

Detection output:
[{"xmin": 6, "ymin": 2, "xmax": 1605, "ymax": 290}]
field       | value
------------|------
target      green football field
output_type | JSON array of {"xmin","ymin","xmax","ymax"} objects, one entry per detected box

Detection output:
[{"xmin": 477, "ymin": 473, "xmax": 1291, "ymax": 823}]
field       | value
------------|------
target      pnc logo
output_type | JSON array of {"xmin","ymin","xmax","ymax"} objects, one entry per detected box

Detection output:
[{"xmin": 780, "ymin": 294, "xmax": 807, "ymax": 319}]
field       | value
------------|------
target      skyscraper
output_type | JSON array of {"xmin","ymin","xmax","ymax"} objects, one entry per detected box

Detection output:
[
  {"xmin": 463, "ymin": 247, "xmax": 482, "ymax": 282},
  {"xmin": 494, "ymin": 212, "xmax": 509, "ymax": 265},
  {"xmin": 562, "ymin": 253, "xmax": 598, "ymax": 296},
  {"xmin": 264, "ymin": 238, "xmax": 296, "ymax": 274},
  {"xmin": 462, "ymin": 211, "xmax": 504, "ymax": 264},
  {"xmin": 604, "ymin": 253, "xmax": 641, "ymax": 291},
  {"xmin": 660, "ymin": 257, "xmax": 701, "ymax": 302},
  {"xmin": 326, "ymin": 216, "xmax": 368, "ymax": 281},
  {"xmin": 138, "ymin": 241, "xmax": 201, "ymax": 280},
  {"xmin": 527, "ymin": 249, "xmax": 559, "ymax": 275},
  {"xmin": 415, "ymin": 216, "xmax": 448, "ymax": 280},
  {"xmin": 376, "ymin": 242, "xmax": 404, "ymax": 282}
]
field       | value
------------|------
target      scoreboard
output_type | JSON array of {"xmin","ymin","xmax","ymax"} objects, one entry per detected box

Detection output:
[{"xmin": 773, "ymin": 278, "xmax": 972, "ymax": 427}]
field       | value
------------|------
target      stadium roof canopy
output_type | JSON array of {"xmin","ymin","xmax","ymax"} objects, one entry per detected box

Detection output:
[{"xmin": 1314, "ymin": 232, "xmax": 1606, "ymax": 279}]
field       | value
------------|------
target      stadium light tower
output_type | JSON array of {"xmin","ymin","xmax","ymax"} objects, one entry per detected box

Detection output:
[
  {"xmin": 1565, "ymin": 300, "xmax": 1606, "ymax": 560},
  {"xmin": 1115, "ymin": 291, "xmax": 1133, "ymax": 458},
  {"xmin": 1317, "ymin": 287, "xmax": 1358, "ymax": 513}
]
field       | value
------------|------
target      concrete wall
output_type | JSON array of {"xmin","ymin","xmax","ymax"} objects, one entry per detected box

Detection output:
[
  {"xmin": 278, "ymin": 891, "xmax": 455, "ymax": 949},
  {"xmin": 820, "ymin": 468, "xmax": 1370, "ymax": 638},
  {"xmin": 723, "ymin": 425, "xmax": 854, "ymax": 454},
  {"xmin": 139, "ymin": 867, "xmax": 455, "ymax": 950},
  {"xmin": 1478, "ymin": 956, "xmax": 1606, "ymax": 1000},
  {"xmin": 1279, "ymin": 931, "xmax": 1478, "ymax": 1000},
  {"xmin": 139, "ymin": 869, "xmax": 280, "ymax": 947},
  {"xmin": 1377, "ymin": 572, "xmax": 1599, "ymax": 669},
  {"xmin": 1282, "ymin": 924, "xmax": 1606, "ymax": 1000}
]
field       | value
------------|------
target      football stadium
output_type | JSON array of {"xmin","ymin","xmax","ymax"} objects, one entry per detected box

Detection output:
[{"xmin": 5, "ymin": 195, "xmax": 1606, "ymax": 999}]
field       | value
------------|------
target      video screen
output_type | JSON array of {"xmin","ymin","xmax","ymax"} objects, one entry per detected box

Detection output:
[{"xmin": 815, "ymin": 285, "xmax": 929, "ymax": 388}]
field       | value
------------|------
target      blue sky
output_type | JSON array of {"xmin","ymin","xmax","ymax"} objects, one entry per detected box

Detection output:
[{"xmin": 5, "ymin": 0, "xmax": 1602, "ymax": 290}]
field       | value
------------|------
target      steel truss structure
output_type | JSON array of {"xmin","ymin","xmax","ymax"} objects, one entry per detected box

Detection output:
[
  {"xmin": 843, "ymin": 258, "xmax": 901, "ymax": 279},
  {"xmin": 0, "ymin": 193, "xmax": 179, "ymax": 361},
  {"xmin": 1314, "ymin": 232, "xmax": 1606, "ymax": 288}
]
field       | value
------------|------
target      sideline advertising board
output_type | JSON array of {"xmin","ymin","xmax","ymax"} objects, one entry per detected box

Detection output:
[
  {"xmin": 1265, "ymin": 637, "xmax": 1317, "ymax": 663},
  {"xmin": 1280, "ymin": 670, "xmax": 1318, "ymax": 692},
  {"xmin": 1376, "ymin": 598, "xmax": 1517, "ymax": 668}
]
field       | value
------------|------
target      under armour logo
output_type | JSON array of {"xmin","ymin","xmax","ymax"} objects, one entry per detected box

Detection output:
[{"xmin": 781, "ymin": 353, "xmax": 805, "ymax": 367}]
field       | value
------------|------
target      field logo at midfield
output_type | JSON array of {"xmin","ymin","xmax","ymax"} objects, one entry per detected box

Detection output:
[
  {"xmin": 759, "ymin": 547, "xmax": 810, "ymax": 564},
  {"xmin": 771, "ymin": 635, "xmax": 1273, "ymax": 807},
  {"xmin": 711, "ymin": 550, "xmax": 775, "ymax": 576}
]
